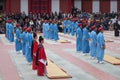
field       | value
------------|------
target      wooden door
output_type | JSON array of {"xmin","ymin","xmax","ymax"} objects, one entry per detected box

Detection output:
[
  {"xmin": 29, "ymin": 0, "xmax": 51, "ymax": 14},
  {"xmin": 82, "ymin": 0, "xmax": 92, "ymax": 13},
  {"xmin": 60, "ymin": 0, "xmax": 73, "ymax": 13},
  {"xmin": 117, "ymin": 0, "xmax": 120, "ymax": 12},
  {"xmin": 100, "ymin": 0, "xmax": 110, "ymax": 13}
]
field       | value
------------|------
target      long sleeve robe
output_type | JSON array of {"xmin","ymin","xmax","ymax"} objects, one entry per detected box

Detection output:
[
  {"xmin": 53, "ymin": 24, "xmax": 59, "ymax": 41},
  {"xmin": 96, "ymin": 32, "xmax": 105, "ymax": 61},
  {"xmin": 90, "ymin": 30, "xmax": 97, "ymax": 57},
  {"xmin": 71, "ymin": 21, "xmax": 75, "ymax": 36},
  {"xmin": 63, "ymin": 20, "xmax": 67, "ymax": 34},
  {"xmin": 9, "ymin": 24, "xmax": 14, "ymax": 42},
  {"xmin": 5, "ymin": 22, "xmax": 9, "ymax": 39},
  {"xmin": 15, "ymin": 28, "xmax": 22, "ymax": 52},
  {"xmin": 21, "ymin": 31, "xmax": 27, "ymax": 55},
  {"xmin": 36, "ymin": 44, "xmax": 47, "ymax": 76},
  {"xmin": 31, "ymin": 40, "xmax": 38, "ymax": 70},
  {"xmin": 82, "ymin": 27, "xmax": 90, "ymax": 54},
  {"xmin": 25, "ymin": 32, "xmax": 33, "ymax": 63},
  {"xmin": 76, "ymin": 27, "xmax": 83, "ymax": 52},
  {"xmin": 49, "ymin": 23, "xmax": 54, "ymax": 39}
]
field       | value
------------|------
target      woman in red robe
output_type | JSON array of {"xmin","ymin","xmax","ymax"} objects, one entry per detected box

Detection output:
[
  {"xmin": 36, "ymin": 36, "xmax": 47, "ymax": 76},
  {"xmin": 31, "ymin": 32, "xmax": 38, "ymax": 70}
]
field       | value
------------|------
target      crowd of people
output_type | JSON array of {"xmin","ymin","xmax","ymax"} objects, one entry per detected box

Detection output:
[
  {"xmin": 76, "ymin": 22, "xmax": 105, "ymax": 63},
  {"xmin": 2, "ymin": 8, "xmax": 120, "ymax": 76},
  {"xmin": 0, "ymin": 9, "xmax": 120, "ymax": 35},
  {"xmin": 5, "ymin": 21, "xmax": 47, "ymax": 76}
]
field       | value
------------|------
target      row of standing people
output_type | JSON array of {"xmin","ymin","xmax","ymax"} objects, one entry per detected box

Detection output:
[
  {"xmin": 75, "ymin": 23, "xmax": 105, "ymax": 64},
  {"xmin": 42, "ymin": 19, "xmax": 59, "ymax": 41},
  {"xmin": 16, "ymin": 25, "xmax": 48, "ymax": 76},
  {"xmin": 63, "ymin": 18, "xmax": 78, "ymax": 36},
  {"xmin": 31, "ymin": 33, "xmax": 47, "ymax": 76},
  {"xmin": 5, "ymin": 20, "xmax": 14, "ymax": 42},
  {"xmin": 5, "ymin": 21, "xmax": 48, "ymax": 76},
  {"xmin": 61, "ymin": 17, "xmax": 105, "ymax": 63}
]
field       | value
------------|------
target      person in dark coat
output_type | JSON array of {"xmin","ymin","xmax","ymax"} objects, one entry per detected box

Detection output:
[{"xmin": 114, "ymin": 21, "xmax": 120, "ymax": 37}]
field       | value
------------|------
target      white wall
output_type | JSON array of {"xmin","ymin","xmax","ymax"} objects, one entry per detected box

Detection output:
[
  {"xmin": 110, "ymin": 0, "xmax": 117, "ymax": 13},
  {"xmin": 52, "ymin": 0, "xmax": 60, "ymax": 13},
  {"xmin": 92, "ymin": 0, "xmax": 100, "ymax": 13},
  {"xmin": 20, "ymin": 0, "xmax": 28, "ymax": 15},
  {"xmin": 74, "ymin": 0, "xmax": 81, "ymax": 10}
]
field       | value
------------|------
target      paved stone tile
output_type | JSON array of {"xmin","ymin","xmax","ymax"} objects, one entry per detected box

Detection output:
[{"xmin": 0, "ymin": 31, "xmax": 120, "ymax": 80}]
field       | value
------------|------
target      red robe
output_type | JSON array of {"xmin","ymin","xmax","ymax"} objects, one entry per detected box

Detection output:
[
  {"xmin": 31, "ymin": 40, "xmax": 38, "ymax": 70},
  {"xmin": 36, "ymin": 44, "xmax": 47, "ymax": 76}
]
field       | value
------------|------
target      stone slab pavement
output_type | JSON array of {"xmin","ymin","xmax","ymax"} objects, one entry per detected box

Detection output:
[{"xmin": 0, "ymin": 31, "xmax": 120, "ymax": 80}]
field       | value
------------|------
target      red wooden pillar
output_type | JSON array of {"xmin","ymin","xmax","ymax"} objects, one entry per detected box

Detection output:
[
  {"xmin": 48, "ymin": 0, "xmax": 51, "ymax": 13},
  {"xmin": 28, "ymin": 0, "xmax": 51, "ymax": 14},
  {"xmin": 82, "ymin": 0, "xmax": 92, "ymax": 13},
  {"xmin": 5, "ymin": 0, "xmax": 11, "ymax": 13},
  {"xmin": 100, "ymin": 0, "xmax": 110, "ymax": 13},
  {"xmin": 60, "ymin": 0, "xmax": 73, "ymax": 13},
  {"xmin": 117, "ymin": 0, "xmax": 120, "ymax": 12},
  {"xmin": 11, "ymin": 0, "xmax": 20, "ymax": 13},
  {"xmin": 3, "ymin": 0, "xmax": 5, "ymax": 11},
  {"xmin": 60, "ymin": 0, "xmax": 67, "ymax": 13},
  {"xmin": 68, "ymin": 0, "xmax": 74, "ymax": 13},
  {"xmin": 28, "ymin": 0, "xmax": 32, "ymax": 14}
]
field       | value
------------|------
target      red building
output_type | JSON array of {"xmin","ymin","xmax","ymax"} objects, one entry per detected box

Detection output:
[{"xmin": 0, "ymin": 0, "xmax": 120, "ymax": 15}]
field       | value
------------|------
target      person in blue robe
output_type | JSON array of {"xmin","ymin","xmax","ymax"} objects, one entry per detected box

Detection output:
[
  {"xmin": 63, "ymin": 18, "xmax": 67, "ymax": 34},
  {"xmin": 45, "ymin": 21, "xmax": 50, "ymax": 39},
  {"xmin": 24, "ymin": 28, "xmax": 28, "ymax": 56},
  {"xmin": 42, "ymin": 20, "xmax": 46, "ymax": 38},
  {"xmin": 49, "ymin": 22, "xmax": 54, "ymax": 40},
  {"xmin": 67, "ymin": 19, "xmax": 71, "ymax": 35},
  {"xmin": 89, "ymin": 26, "xmax": 97, "ymax": 59},
  {"xmin": 53, "ymin": 20, "xmax": 59, "ymax": 41},
  {"xmin": 82, "ymin": 26, "xmax": 90, "ymax": 55},
  {"xmin": 25, "ymin": 28, "xmax": 33, "ymax": 64},
  {"xmin": 76, "ymin": 23, "xmax": 83, "ymax": 52},
  {"xmin": 9, "ymin": 21, "xmax": 14, "ymax": 42},
  {"xmin": 71, "ymin": 20, "xmax": 75, "ymax": 36},
  {"xmin": 15, "ymin": 24, "xmax": 22, "ymax": 53},
  {"xmin": 21, "ymin": 27, "xmax": 27, "ymax": 55},
  {"xmin": 96, "ymin": 27, "xmax": 105, "ymax": 64},
  {"xmin": 5, "ymin": 20, "xmax": 9, "ymax": 39},
  {"xmin": 8, "ymin": 21, "xmax": 11, "ymax": 41},
  {"xmin": 75, "ymin": 21, "xmax": 78, "ymax": 32}
]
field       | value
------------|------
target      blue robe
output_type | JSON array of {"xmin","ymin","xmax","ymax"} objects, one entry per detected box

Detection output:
[
  {"xmin": 15, "ymin": 28, "xmax": 22, "ymax": 51},
  {"xmin": 5, "ymin": 22, "xmax": 9, "ymax": 39},
  {"xmin": 26, "ymin": 32, "xmax": 33, "ymax": 63},
  {"xmin": 45, "ymin": 23, "xmax": 50, "ymax": 39},
  {"xmin": 53, "ymin": 24, "xmax": 59, "ymax": 41},
  {"xmin": 21, "ymin": 31, "xmax": 26, "ymax": 55},
  {"xmin": 63, "ymin": 20, "xmax": 67, "ymax": 34},
  {"xmin": 71, "ymin": 22, "xmax": 75, "ymax": 36},
  {"xmin": 82, "ymin": 27, "xmax": 90, "ymax": 54},
  {"xmin": 42, "ymin": 23, "xmax": 46, "ymax": 38},
  {"xmin": 90, "ymin": 30, "xmax": 97, "ymax": 57},
  {"xmin": 96, "ymin": 32, "xmax": 105, "ymax": 61},
  {"xmin": 75, "ymin": 21, "xmax": 78, "ymax": 31},
  {"xmin": 49, "ymin": 23, "xmax": 54, "ymax": 39},
  {"xmin": 9, "ymin": 24, "xmax": 14, "ymax": 42},
  {"xmin": 67, "ymin": 20, "xmax": 71, "ymax": 34},
  {"xmin": 8, "ymin": 23, "xmax": 11, "ymax": 41},
  {"xmin": 76, "ymin": 27, "xmax": 82, "ymax": 52},
  {"xmin": 24, "ymin": 32, "xmax": 28, "ymax": 56}
]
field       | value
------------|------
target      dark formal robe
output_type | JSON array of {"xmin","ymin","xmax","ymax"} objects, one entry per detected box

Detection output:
[{"xmin": 114, "ymin": 21, "xmax": 119, "ymax": 37}]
